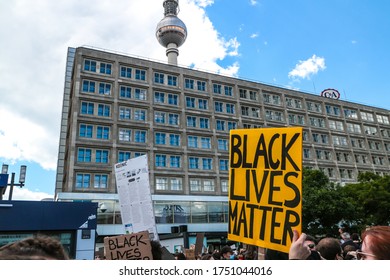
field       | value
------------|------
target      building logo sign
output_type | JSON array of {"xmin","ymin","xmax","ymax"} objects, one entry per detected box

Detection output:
[{"xmin": 321, "ymin": 88, "xmax": 340, "ymax": 100}]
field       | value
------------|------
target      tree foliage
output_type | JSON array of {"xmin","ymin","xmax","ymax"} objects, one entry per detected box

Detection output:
[{"xmin": 301, "ymin": 169, "xmax": 390, "ymax": 236}]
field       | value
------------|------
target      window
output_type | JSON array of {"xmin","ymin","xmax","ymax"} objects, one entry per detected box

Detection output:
[
  {"xmin": 134, "ymin": 88, "xmax": 146, "ymax": 100},
  {"xmin": 199, "ymin": 118, "xmax": 209, "ymax": 129},
  {"xmin": 188, "ymin": 136, "xmax": 198, "ymax": 148},
  {"xmin": 154, "ymin": 73, "xmax": 164, "ymax": 84},
  {"xmin": 219, "ymin": 159, "xmax": 229, "ymax": 171},
  {"xmin": 239, "ymin": 89, "xmax": 247, "ymax": 99},
  {"xmin": 216, "ymin": 120, "xmax": 225, "ymax": 131},
  {"xmin": 377, "ymin": 114, "xmax": 389, "ymax": 124},
  {"xmin": 214, "ymin": 102, "xmax": 223, "ymax": 112},
  {"xmin": 213, "ymin": 84, "xmax": 222, "ymax": 94},
  {"xmin": 189, "ymin": 157, "xmax": 199, "ymax": 169},
  {"xmin": 155, "ymin": 132, "xmax": 166, "ymax": 145},
  {"xmin": 202, "ymin": 158, "xmax": 212, "ymax": 170},
  {"xmin": 218, "ymin": 139, "xmax": 228, "ymax": 151},
  {"xmin": 97, "ymin": 126, "xmax": 110, "ymax": 139},
  {"xmin": 226, "ymin": 104, "xmax": 235, "ymax": 114},
  {"xmin": 185, "ymin": 78, "xmax": 194, "ymax": 89},
  {"xmin": 198, "ymin": 99, "xmax": 208, "ymax": 110},
  {"xmin": 155, "ymin": 154, "xmax": 167, "ymax": 167},
  {"xmin": 120, "ymin": 86, "xmax": 131, "ymax": 98},
  {"xmin": 155, "ymin": 112, "xmax": 166, "ymax": 124},
  {"xmin": 120, "ymin": 66, "xmax": 132, "ymax": 78},
  {"xmin": 73, "ymin": 101, "xmax": 87, "ymax": 116},
  {"xmin": 135, "ymin": 69, "xmax": 146, "ymax": 81},
  {"xmin": 361, "ymin": 112, "xmax": 374, "ymax": 122},
  {"xmin": 187, "ymin": 116, "xmax": 196, "ymax": 128},
  {"xmin": 84, "ymin": 60, "xmax": 96, "ymax": 72},
  {"xmin": 154, "ymin": 92, "xmax": 165, "ymax": 103},
  {"xmin": 168, "ymin": 94, "xmax": 178, "ymax": 105},
  {"xmin": 77, "ymin": 148, "xmax": 92, "ymax": 162},
  {"xmin": 134, "ymin": 109, "xmax": 146, "ymax": 121},
  {"xmin": 221, "ymin": 180, "xmax": 228, "ymax": 193},
  {"xmin": 94, "ymin": 174, "xmax": 108, "ymax": 189},
  {"xmin": 169, "ymin": 134, "xmax": 180, "ymax": 146},
  {"xmin": 242, "ymin": 106, "xmax": 249, "ymax": 116},
  {"xmin": 186, "ymin": 97, "xmax": 195, "ymax": 108},
  {"xmin": 170, "ymin": 178, "xmax": 182, "ymax": 191},
  {"xmin": 203, "ymin": 180, "xmax": 215, "ymax": 192},
  {"xmin": 156, "ymin": 178, "xmax": 168, "ymax": 190},
  {"xmin": 76, "ymin": 174, "xmax": 90, "ymax": 188},
  {"xmin": 228, "ymin": 122, "xmax": 237, "ymax": 131},
  {"xmin": 201, "ymin": 137, "xmax": 211, "ymax": 149},
  {"xmin": 100, "ymin": 63, "xmax": 112, "ymax": 75},
  {"xmin": 170, "ymin": 156, "xmax": 181, "ymax": 168},
  {"xmin": 82, "ymin": 80, "xmax": 95, "ymax": 93},
  {"xmin": 167, "ymin": 75, "xmax": 177, "ymax": 86},
  {"xmin": 119, "ymin": 107, "xmax": 131, "ymax": 120},
  {"xmin": 225, "ymin": 86, "xmax": 233, "ymax": 96},
  {"xmin": 197, "ymin": 81, "xmax": 206, "ymax": 91},
  {"xmin": 79, "ymin": 124, "xmax": 93, "ymax": 138},
  {"xmin": 190, "ymin": 179, "xmax": 201, "ymax": 191},
  {"xmin": 118, "ymin": 151, "xmax": 131, "ymax": 162},
  {"xmin": 97, "ymin": 104, "xmax": 110, "ymax": 117},
  {"xmin": 119, "ymin": 129, "xmax": 131, "ymax": 142},
  {"xmin": 347, "ymin": 123, "xmax": 361, "ymax": 134},
  {"xmin": 168, "ymin": 113, "xmax": 179, "ymax": 126},
  {"xmin": 344, "ymin": 109, "xmax": 358, "ymax": 119},
  {"xmin": 135, "ymin": 130, "xmax": 146, "ymax": 143},
  {"xmin": 96, "ymin": 150, "xmax": 109, "ymax": 163}
]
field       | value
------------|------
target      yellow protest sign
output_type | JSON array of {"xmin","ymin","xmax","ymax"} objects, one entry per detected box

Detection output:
[{"xmin": 228, "ymin": 127, "xmax": 302, "ymax": 253}]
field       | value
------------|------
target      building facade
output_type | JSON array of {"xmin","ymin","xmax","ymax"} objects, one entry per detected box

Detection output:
[{"xmin": 55, "ymin": 46, "xmax": 390, "ymax": 242}]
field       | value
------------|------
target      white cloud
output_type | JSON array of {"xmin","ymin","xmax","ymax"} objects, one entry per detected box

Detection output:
[
  {"xmin": 3, "ymin": 187, "xmax": 53, "ymax": 201},
  {"xmin": 0, "ymin": 0, "xmax": 240, "ymax": 170},
  {"xmin": 288, "ymin": 55, "xmax": 326, "ymax": 80},
  {"xmin": 250, "ymin": 0, "xmax": 258, "ymax": 6},
  {"xmin": 250, "ymin": 33, "xmax": 259, "ymax": 39}
]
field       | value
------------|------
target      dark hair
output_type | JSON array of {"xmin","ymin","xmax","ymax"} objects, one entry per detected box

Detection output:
[
  {"xmin": 150, "ymin": 240, "xmax": 163, "ymax": 260},
  {"xmin": 0, "ymin": 235, "xmax": 69, "ymax": 260},
  {"xmin": 175, "ymin": 252, "xmax": 187, "ymax": 260},
  {"xmin": 361, "ymin": 226, "xmax": 390, "ymax": 260},
  {"xmin": 316, "ymin": 237, "xmax": 342, "ymax": 260}
]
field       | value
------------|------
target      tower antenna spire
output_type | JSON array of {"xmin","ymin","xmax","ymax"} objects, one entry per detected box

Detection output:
[{"xmin": 156, "ymin": 0, "xmax": 187, "ymax": 65}]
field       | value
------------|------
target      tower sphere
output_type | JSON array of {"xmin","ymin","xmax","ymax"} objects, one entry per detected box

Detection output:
[{"xmin": 156, "ymin": 15, "xmax": 187, "ymax": 48}]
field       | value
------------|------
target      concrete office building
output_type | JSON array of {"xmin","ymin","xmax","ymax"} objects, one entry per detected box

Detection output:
[{"xmin": 55, "ymin": 0, "xmax": 390, "ymax": 248}]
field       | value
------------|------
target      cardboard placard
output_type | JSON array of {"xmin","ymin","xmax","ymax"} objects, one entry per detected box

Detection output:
[
  {"xmin": 104, "ymin": 231, "xmax": 153, "ymax": 260},
  {"xmin": 228, "ymin": 127, "xmax": 302, "ymax": 253}
]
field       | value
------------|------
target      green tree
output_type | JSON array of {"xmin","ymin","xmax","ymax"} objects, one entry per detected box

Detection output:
[
  {"xmin": 341, "ymin": 172, "xmax": 390, "ymax": 229},
  {"xmin": 301, "ymin": 168, "xmax": 355, "ymax": 236}
]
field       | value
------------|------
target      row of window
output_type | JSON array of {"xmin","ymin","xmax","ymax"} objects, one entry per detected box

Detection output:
[
  {"xmin": 75, "ymin": 172, "xmax": 229, "ymax": 193},
  {"xmin": 83, "ymin": 60, "xmax": 389, "ymax": 125},
  {"xmin": 79, "ymin": 121, "xmax": 390, "ymax": 154},
  {"xmin": 304, "ymin": 148, "xmax": 388, "ymax": 165}
]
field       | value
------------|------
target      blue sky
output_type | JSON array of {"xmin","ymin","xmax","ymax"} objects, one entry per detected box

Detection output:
[{"xmin": 0, "ymin": 0, "xmax": 389, "ymax": 200}]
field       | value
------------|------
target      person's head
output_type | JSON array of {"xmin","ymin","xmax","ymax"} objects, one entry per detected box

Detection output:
[
  {"xmin": 341, "ymin": 232, "xmax": 351, "ymax": 241},
  {"xmin": 0, "ymin": 235, "xmax": 69, "ymax": 260},
  {"xmin": 175, "ymin": 252, "xmax": 187, "ymax": 260},
  {"xmin": 359, "ymin": 226, "xmax": 390, "ymax": 260},
  {"xmin": 220, "ymin": 245, "xmax": 233, "ymax": 259},
  {"xmin": 342, "ymin": 244, "xmax": 357, "ymax": 259},
  {"xmin": 200, "ymin": 253, "xmax": 214, "ymax": 260},
  {"xmin": 316, "ymin": 237, "xmax": 342, "ymax": 260}
]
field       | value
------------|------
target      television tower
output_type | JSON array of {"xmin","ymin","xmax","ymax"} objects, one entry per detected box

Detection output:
[{"xmin": 156, "ymin": 0, "xmax": 187, "ymax": 65}]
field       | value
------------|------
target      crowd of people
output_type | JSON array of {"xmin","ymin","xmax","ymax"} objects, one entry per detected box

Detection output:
[{"xmin": 1, "ymin": 225, "xmax": 389, "ymax": 260}]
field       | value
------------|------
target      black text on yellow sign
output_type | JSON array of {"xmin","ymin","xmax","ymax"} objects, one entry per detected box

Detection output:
[{"xmin": 228, "ymin": 127, "xmax": 302, "ymax": 254}]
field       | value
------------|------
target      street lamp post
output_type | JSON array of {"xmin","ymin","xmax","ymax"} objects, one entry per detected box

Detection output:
[{"xmin": 0, "ymin": 164, "xmax": 27, "ymax": 201}]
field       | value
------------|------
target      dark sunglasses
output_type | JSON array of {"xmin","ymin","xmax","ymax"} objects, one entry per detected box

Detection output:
[{"xmin": 308, "ymin": 244, "xmax": 315, "ymax": 249}]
